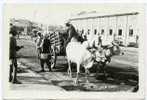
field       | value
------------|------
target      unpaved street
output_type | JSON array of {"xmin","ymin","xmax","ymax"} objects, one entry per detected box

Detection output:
[{"xmin": 12, "ymin": 36, "xmax": 138, "ymax": 92}]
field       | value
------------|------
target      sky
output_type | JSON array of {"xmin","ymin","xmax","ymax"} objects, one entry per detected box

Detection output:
[{"xmin": 4, "ymin": 4, "xmax": 145, "ymax": 26}]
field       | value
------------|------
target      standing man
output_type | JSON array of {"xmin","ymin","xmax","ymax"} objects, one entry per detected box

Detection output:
[
  {"xmin": 36, "ymin": 32, "xmax": 43, "ymax": 58},
  {"xmin": 9, "ymin": 24, "xmax": 23, "ymax": 84},
  {"xmin": 39, "ymin": 33, "xmax": 52, "ymax": 72}
]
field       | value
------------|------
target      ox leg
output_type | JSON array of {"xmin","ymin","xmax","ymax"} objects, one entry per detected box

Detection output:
[
  {"xmin": 85, "ymin": 69, "xmax": 90, "ymax": 83},
  {"xmin": 101, "ymin": 62, "xmax": 107, "ymax": 80},
  {"xmin": 103, "ymin": 63, "xmax": 107, "ymax": 78},
  {"xmin": 75, "ymin": 63, "xmax": 80, "ymax": 84},
  {"xmin": 67, "ymin": 60, "xmax": 72, "ymax": 78}
]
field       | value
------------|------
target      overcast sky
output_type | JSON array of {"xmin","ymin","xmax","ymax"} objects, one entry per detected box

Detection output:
[{"xmin": 4, "ymin": 4, "xmax": 145, "ymax": 26}]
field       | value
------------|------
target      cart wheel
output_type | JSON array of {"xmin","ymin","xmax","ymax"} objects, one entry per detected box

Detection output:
[{"xmin": 51, "ymin": 46, "xmax": 57, "ymax": 69}]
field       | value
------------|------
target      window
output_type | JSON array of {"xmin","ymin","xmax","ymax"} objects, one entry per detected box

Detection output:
[
  {"xmin": 94, "ymin": 29, "xmax": 97, "ymax": 35},
  {"xmin": 101, "ymin": 29, "xmax": 104, "ymax": 35},
  {"xmin": 118, "ymin": 29, "xmax": 122, "ymax": 36},
  {"xmin": 109, "ymin": 29, "xmax": 113, "ymax": 36},
  {"xmin": 129, "ymin": 29, "xmax": 133, "ymax": 36}
]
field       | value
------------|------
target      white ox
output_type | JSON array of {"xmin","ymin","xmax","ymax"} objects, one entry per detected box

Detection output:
[
  {"xmin": 66, "ymin": 34, "xmax": 123, "ymax": 84},
  {"xmin": 66, "ymin": 42, "xmax": 95, "ymax": 84},
  {"xmin": 66, "ymin": 41, "xmax": 122, "ymax": 84}
]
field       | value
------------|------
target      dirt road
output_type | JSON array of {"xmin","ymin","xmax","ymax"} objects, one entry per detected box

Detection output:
[{"xmin": 15, "ymin": 36, "xmax": 138, "ymax": 92}]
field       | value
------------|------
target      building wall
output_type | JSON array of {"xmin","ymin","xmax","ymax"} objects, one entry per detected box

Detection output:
[
  {"xmin": 127, "ymin": 15, "xmax": 138, "ymax": 45},
  {"xmin": 116, "ymin": 16, "xmax": 127, "ymax": 45},
  {"xmin": 70, "ymin": 13, "xmax": 138, "ymax": 46},
  {"xmin": 108, "ymin": 17, "xmax": 117, "ymax": 42}
]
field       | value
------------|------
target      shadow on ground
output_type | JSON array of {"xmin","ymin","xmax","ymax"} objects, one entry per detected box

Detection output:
[
  {"xmin": 18, "ymin": 59, "xmax": 138, "ymax": 92},
  {"xmin": 16, "ymin": 38, "xmax": 138, "ymax": 92},
  {"xmin": 50, "ymin": 63, "xmax": 138, "ymax": 92}
]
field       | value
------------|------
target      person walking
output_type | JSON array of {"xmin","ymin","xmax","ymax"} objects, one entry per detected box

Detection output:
[
  {"xmin": 9, "ymin": 24, "xmax": 23, "ymax": 84},
  {"xmin": 38, "ymin": 33, "xmax": 52, "ymax": 72},
  {"xmin": 36, "ymin": 32, "xmax": 43, "ymax": 58}
]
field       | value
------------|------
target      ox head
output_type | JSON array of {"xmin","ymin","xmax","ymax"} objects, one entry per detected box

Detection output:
[
  {"xmin": 110, "ymin": 41, "xmax": 124, "ymax": 56},
  {"xmin": 91, "ymin": 41, "xmax": 124, "ymax": 63}
]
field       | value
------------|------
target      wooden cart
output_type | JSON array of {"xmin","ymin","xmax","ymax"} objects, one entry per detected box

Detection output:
[{"xmin": 49, "ymin": 31, "xmax": 67, "ymax": 68}]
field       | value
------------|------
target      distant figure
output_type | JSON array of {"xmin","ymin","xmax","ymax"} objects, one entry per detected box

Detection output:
[
  {"xmin": 18, "ymin": 31, "xmax": 21, "ymax": 39},
  {"xmin": 38, "ymin": 33, "xmax": 52, "ymax": 72},
  {"xmin": 36, "ymin": 32, "xmax": 43, "ymax": 58},
  {"xmin": 98, "ymin": 34, "xmax": 102, "ymax": 46},
  {"xmin": 9, "ymin": 24, "xmax": 23, "ymax": 84},
  {"xmin": 136, "ymin": 35, "xmax": 139, "ymax": 47},
  {"xmin": 86, "ymin": 29, "xmax": 90, "ymax": 40},
  {"xmin": 83, "ymin": 35, "xmax": 87, "ymax": 41},
  {"xmin": 80, "ymin": 29, "xmax": 87, "ymax": 41}
]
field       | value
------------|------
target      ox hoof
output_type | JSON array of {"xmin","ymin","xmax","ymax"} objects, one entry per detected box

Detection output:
[
  {"xmin": 74, "ymin": 80, "xmax": 78, "ymax": 85},
  {"xmin": 67, "ymin": 72, "xmax": 72, "ymax": 77},
  {"xmin": 70, "ymin": 74, "xmax": 72, "ymax": 78},
  {"xmin": 68, "ymin": 73, "xmax": 72, "ymax": 78},
  {"xmin": 86, "ymin": 80, "xmax": 89, "ymax": 83}
]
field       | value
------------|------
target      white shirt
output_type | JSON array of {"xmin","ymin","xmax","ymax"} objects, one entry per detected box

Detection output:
[{"xmin": 36, "ymin": 36, "xmax": 42, "ymax": 49}]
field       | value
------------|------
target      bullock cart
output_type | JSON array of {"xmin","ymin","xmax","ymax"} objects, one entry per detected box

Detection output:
[
  {"xmin": 49, "ymin": 31, "xmax": 67, "ymax": 68},
  {"xmin": 49, "ymin": 31, "xmax": 122, "ymax": 79}
]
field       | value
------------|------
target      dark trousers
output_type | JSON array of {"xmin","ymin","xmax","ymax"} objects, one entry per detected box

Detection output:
[
  {"xmin": 9, "ymin": 58, "xmax": 17, "ymax": 82},
  {"xmin": 40, "ymin": 58, "xmax": 51, "ymax": 71},
  {"xmin": 37, "ymin": 48, "xmax": 41, "ymax": 58}
]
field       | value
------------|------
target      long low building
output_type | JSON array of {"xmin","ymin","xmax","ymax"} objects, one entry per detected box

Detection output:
[{"xmin": 69, "ymin": 12, "xmax": 139, "ymax": 46}]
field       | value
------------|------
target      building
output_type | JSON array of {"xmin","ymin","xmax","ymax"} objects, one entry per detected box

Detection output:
[
  {"xmin": 69, "ymin": 12, "xmax": 139, "ymax": 46},
  {"xmin": 10, "ymin": 18, "xmax": 34, "ymax": 35}
]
